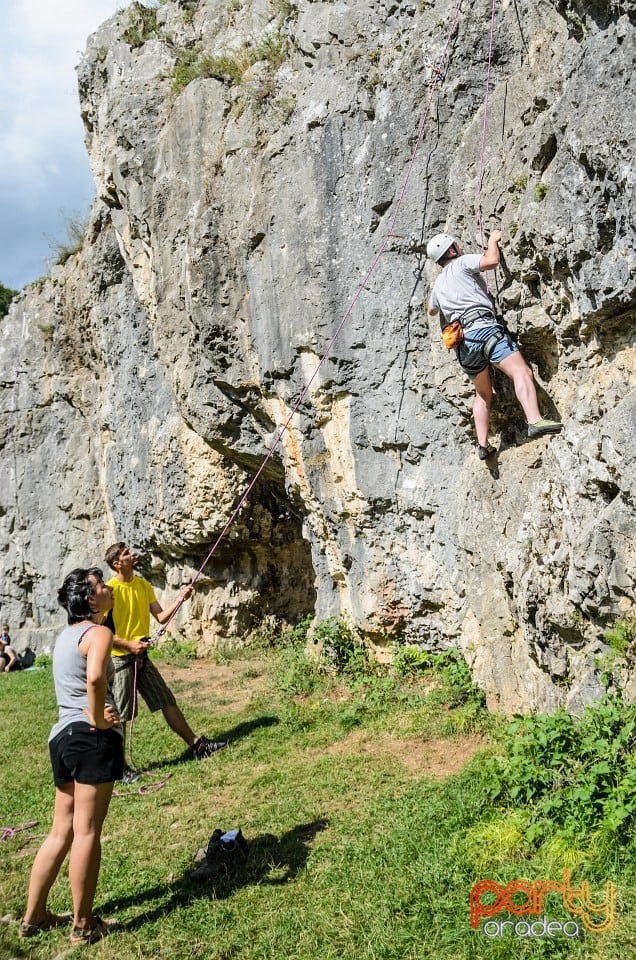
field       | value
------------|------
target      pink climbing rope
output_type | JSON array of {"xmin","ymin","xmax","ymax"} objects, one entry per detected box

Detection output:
[{"xmin": 475, "ymin": 0, "xmax": 498, "ymax": 256}]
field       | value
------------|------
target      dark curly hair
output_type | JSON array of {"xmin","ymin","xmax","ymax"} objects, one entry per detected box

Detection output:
[{"xmin": 58, "ymin": 567, "xmax": 104, "ymax": 624}]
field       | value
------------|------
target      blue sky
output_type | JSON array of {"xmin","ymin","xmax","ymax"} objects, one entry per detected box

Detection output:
[{"xmin": 0, "ymin": 0, "xmax": 130, "ymax": 291}]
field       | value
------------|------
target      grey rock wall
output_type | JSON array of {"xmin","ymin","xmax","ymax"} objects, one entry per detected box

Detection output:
[{"xmin": 1, "ymin": 0, "xmax": 634, "ymax": 712}]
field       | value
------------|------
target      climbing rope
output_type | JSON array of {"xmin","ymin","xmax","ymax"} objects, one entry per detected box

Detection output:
[
  {"xmin": 148, "ymin": 0, "xmax": 468, "ymax": 643},
  {"xmin": 113, "ymin": 771, "xmax": 173, "ymax": 798},
  {"xmin": 1, "ymin": 821, "xmax": 38, "ymax": 842},
  {"xmin": 1, "ymin": 821, "xmax": 45, "ymax": 847},
  {"xmin": 475, "ymin": 0, "xmax": 498, "ymax": 257}
]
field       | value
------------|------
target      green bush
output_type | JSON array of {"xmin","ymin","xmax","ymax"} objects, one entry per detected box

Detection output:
[
  {"xmin": 122, "ymin": 3, "xmax": 160, "ymax": 48},
  {"xmin": 484, "ymin": 694, "xmax": 636, "ymax": 843},
  {"xmin": 391, "ymin": 643, "xmax": 432, "ymax": 678},
  {"xmin": 392, "ymin": 645, "xmax": 485, "ymax": 709},
  {"xmin": 272, "ymin": 644, "xmax": 323, "ymax": 698},
  {"xmin": 151, "ymin": 634, "xmax": 197, "ymax": 666},
  {"xmin": 172, "ymin": 31, "xmax": 289, "ymax": 94},
  {"xmin": 605, "ymin": 617, "xmax": 636, "ymax": 656},
  {"xmin": 313, "ymin": 617, "xmax": 368, "ymax": 676}
]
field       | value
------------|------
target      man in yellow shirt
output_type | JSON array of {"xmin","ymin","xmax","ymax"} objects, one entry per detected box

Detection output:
[{"xmin": 105, "ymin": 542, "xmax": 226, "ymax": 782}]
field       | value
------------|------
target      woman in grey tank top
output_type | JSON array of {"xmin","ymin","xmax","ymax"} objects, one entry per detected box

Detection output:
[{"xmin": 19, "ymin": 567, "xmax": 123, "ymax": 946}]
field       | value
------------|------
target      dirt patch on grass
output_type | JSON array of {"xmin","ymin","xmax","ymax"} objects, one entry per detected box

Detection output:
[
  {"xmin": 160, "ymin": 655, "xmax": 270, "ymax": 714},
  {"xmin": 158, "ymin": 655, "xmax": 485, "ymax": 779},
  {"xmin": 319, "ymin": 730, "xmax": 487, "ymax": 778}
]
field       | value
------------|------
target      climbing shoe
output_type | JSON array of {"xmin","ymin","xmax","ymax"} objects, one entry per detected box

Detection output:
[
  {"xmin": 191, "ymin": 736, "xmax": 228, "ymax": 759},
  {"xmin": 478, "ymin": 444, "xmax": 497, "ymax": 460},
  {"xmin": 121, "ymin": 765, "xmax": 141, "ymax": 784},
  {"xmin": 527, "ymin": 418, "xmax": 562, "ymax": 439}
]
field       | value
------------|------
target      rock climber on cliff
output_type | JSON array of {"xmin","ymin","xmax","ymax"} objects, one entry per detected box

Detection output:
[{"xmin": 426, "ymin": 230, "xmax": 562, "ymax": 460}]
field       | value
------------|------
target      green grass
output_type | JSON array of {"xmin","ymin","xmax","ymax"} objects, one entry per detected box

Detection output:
[
  {"xmin": 1, "ymin": 643, "xmax": 635, "ymax": 959},
  {"xmin": 171, "ymin": 31, "xmax": 289, "ymax": 94}
]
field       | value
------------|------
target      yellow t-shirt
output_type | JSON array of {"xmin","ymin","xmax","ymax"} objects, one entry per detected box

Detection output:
[{"xmin": 106, "ymin": 576, "xmax": 157, "ymax": 656}]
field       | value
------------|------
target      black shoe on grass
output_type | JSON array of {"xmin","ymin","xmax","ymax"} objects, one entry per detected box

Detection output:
[{"xmin": 191, "ymin": 736, "xmax": 228, "ymax": 759}]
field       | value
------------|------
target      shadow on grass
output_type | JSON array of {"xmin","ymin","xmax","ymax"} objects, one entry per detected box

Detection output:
[
  {"xmin": 100, "ymin": 819, "xmax": 329, "ymax": 931},
  {"xmin": 137, "ymin": 715, "xmax": 281, "ymax": 773}
]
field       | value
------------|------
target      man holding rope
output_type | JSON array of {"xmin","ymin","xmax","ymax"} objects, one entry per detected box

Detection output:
[
  {"xmin": 104, "ymin": 542, "xmax": 226, "ymax": 783},
  {"xmin": 427, "ymin": 230, "xmax": 562, "ymax": 459}
]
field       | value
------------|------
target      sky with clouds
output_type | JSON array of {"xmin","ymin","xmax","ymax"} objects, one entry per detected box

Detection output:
[{"xmin": 0, "ymin": 0, "xmax": 129, "ymax": 291}]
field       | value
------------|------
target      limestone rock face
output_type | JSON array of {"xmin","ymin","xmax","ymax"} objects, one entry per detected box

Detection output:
[{"xmin": 1, "ymin": 0, "xmax": 634, "ymax": 712}]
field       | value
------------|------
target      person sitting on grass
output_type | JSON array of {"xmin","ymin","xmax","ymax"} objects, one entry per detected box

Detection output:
[
  {"xmin": 104, "ymin": 541, "xmax": 227, "ymax": 783},
  {"xmin": 0, "ymin": 623, "xmax": 18, "ymax": 672},
  {"xmin": 20, "ymin": 568, "xmax": 122, "ymax": 946}
]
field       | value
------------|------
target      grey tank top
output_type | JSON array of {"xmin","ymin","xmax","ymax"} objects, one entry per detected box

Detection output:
[{"xmin": 49, "ymin": 622, "xmax": 120, "ymax": 742}]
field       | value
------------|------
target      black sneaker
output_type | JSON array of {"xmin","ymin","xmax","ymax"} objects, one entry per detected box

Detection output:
[
  {"xmin": 121, "ymin": 765, "xmax": 141, "ymax": 784},
  {"xmin": 191, "ymin": 736, "xmax": 228, "ymax": 759}
]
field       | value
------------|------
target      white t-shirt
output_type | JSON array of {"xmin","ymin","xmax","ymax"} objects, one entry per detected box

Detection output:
[{"xmin": 429, "ymin": 254, "xmax": 495, "ymax": 326}]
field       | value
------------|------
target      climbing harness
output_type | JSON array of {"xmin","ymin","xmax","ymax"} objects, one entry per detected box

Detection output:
[
  {"xmin": 456, "ymin": 323, "xmax": 510, "ymax": 377},
  {"xmin": 448, "ymin": 304, "xmax": 515, "ymax": 377}
]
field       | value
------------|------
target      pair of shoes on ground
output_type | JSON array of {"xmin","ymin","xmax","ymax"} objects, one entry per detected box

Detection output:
[
  {"xmin": 18, "ymin": 912, "xmax": 115, "ymax": 944},
  {"xmin": 191, "ymin": 735, "xmax": 228, "ymax": 759},
  {"xmin": 18, "ymin": 911, "xmax": 72, "ymax": 938},
  {"xmin": 121, "ymin": 765, "xmax": 141, "ymax": 784},
  {"xmin": 527, "ymin": 418, "xmax": 562, "ymax": 439},
  {"xmin": 190, "ymin": 827, "xmax": 249, "ymax": 883}
]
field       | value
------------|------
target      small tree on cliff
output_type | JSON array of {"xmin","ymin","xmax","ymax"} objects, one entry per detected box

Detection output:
[{"xmin": 0, "ymin": 282, "xmax": 18, "ymax": 317}]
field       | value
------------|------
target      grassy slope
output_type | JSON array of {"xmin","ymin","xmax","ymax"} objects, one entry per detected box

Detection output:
[{"xmin": 0, "ymin": 649, "xmax": 634, "ymax": 960}]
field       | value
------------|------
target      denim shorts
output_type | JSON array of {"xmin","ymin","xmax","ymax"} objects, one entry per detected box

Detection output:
[
  {"xmin": 459, "ymin": 325, "xmax": 518, "ymax": 379},
  {"xmin": 49, "ymin": 722, "xmax": 124, "ymax": 786}
]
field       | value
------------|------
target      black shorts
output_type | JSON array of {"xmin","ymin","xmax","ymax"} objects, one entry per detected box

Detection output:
[{"xmin": 49, "ymin": 722, "xmax": 125, "ymax": 786}]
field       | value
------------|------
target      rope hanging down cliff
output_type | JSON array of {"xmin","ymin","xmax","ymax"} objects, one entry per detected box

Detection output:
[
  {"xmin": 150, "ymin": 0, "xmax": 470, "ymax": 641},
  {"xmin": 475, "ymin": 0, "xmax": 497, "ymax": 257}
]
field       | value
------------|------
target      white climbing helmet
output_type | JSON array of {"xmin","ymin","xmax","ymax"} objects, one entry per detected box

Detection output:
[{"xmin": 426, "ymin": 233, "xmax": 458, "ymax": 263}]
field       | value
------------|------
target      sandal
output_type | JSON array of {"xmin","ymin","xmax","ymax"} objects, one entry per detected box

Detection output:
[
  {"xmin": 18, "ymin": 911, "xmax": 72, "ymax": 938},
  {"xmin": 70, "ymin": 915, "xmax": 116, "ymax": 945}
]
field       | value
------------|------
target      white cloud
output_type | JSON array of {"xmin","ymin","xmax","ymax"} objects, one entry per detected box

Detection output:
[{"xmin": 0, "ymin": 0, "xmax": 129, "ymax": 289}]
